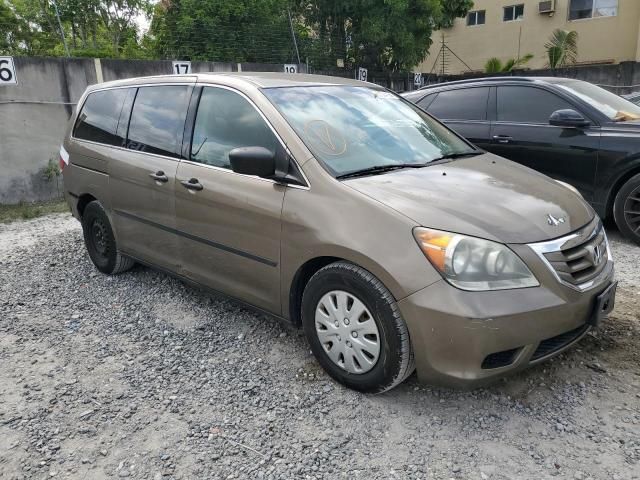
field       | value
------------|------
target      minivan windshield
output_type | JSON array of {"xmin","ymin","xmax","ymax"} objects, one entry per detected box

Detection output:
[
  {"xmin": 553, "ymin": 80, "xmax": 640, "ymax": 121},
  {"xmin": 264, "ymin": 86, "xmax": 475, "ymax": 177}
]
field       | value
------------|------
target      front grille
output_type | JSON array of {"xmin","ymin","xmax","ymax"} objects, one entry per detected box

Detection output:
[
  {"xmin": 530, "ymin": 324, "xmax": 589, "ymax": 361},
  {"xmin": 481, "ymin": 347, "xmax": 521, "ymax": 369},
  {"xmin": 542, "ymin": 222, "xmax": 608, "ymax": 287}
]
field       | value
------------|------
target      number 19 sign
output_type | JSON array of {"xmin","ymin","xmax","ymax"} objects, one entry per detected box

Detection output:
[{"xmin": 0, "ymin": 57, "xmax": 18, "ymax": 85}]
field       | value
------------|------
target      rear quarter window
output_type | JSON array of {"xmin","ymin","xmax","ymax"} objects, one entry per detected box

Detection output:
[
  {"xmin": 73, "ymin": 89, "xmax": 128, "ymax": 146},
  {"xmin": 417, "ymin": 93, "xmax": 437, "ymax": 110},
  {"xmin": 426, "ymin": 87, "xmax": 489, "ymax": 121}
]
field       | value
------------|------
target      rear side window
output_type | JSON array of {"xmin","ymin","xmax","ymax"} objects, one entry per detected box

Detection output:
[
  {"xmin": 417, "ymin": 94, "xmax": 437, "ymax": 110},
  {"xmin": 74, "ymin": 89, "xmax": 128, "ymax": 146},
  {"xmin": 126, "ymin": 86, "xmax": 190, "ymax": 158},
  {"xmin": 497, "ymin": 86, "xmax": 574, "ymax": 124},
  {"xmin": 427, "ymin": 88, "xmax": 489, "ymax": 121},
  {"xmin": 190, "ymin": 87, "xmax": 279, "ymax": 169}
]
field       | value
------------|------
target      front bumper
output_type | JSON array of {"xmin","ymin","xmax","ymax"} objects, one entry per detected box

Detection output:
[{"xmin": 397, "ymin": 259, "xmax": 615, "ymax": 388}]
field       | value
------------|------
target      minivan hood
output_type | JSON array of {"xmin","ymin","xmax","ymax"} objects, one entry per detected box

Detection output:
[{"xmin": 345, "ymin": 154, "xmax": 594, "ymax": 244}]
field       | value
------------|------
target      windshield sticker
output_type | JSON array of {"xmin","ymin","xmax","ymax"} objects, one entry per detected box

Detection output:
[{"xmin": 304, "ymin": 120, "xmax": 347, "ymax": 156}]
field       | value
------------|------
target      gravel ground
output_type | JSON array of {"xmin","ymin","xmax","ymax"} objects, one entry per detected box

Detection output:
[{"xmin": 0, "ymin": 213, "xmax": 638, "ymax": 480}]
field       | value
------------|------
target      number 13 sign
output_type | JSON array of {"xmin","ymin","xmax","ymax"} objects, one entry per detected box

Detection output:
[{"xmin": 0, "ymin": 57, "xmax": 18, "ymax": 85}]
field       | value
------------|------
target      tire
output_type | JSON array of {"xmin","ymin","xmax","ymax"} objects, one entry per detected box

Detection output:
[
  {"xmin": 613, "ymin": 173, "xmax": 640, "ymax": 246},
  {"xmin": 81, "ymin": 201, "xmax": 135, "ymax": 275},
  {"xmin": 301, "ymin": 261, "xmax": 414, "ymax": 393}
]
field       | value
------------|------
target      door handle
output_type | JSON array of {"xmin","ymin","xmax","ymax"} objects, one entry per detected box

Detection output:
[
  {"xmin": 149, "ymin": 171, "xmax": 169, "ymax": 183},
  {"xmin": 180, "ymin": 178, "xmax": 203, "ymax": 191},
  {"xmin": 492, "ymin": 135, "xmax": 513, "ymax": 144}
]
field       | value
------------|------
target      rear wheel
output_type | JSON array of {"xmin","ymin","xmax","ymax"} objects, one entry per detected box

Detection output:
[
  {"xmin": 81, "ymin": 201, "xmax": 134, "ymax": 274},
  {"xmin": 301, "ymin": 261, "xmax": 414, "ymax": 393},
  {"xmin": 613, "ymin": 173, "xmax": 640, "ymax": 246}
]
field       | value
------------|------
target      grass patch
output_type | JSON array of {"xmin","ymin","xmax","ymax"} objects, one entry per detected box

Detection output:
[{"xmin": 0, "ymin": 199, "xmax": 69, "ymax": 224}]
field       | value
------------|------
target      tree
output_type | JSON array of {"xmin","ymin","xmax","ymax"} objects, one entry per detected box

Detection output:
[
  {"xmin": 149, "ymin": 0, "xmax": 295, "ymax": 62},
  {"xmin": 5, "ymin": 0, "xmax": 150, "ymax": 58},
  {"xmin": 0, "ymin": 1, "xmax": 31, "ymax": 54},
  {"xmin": 545, "ymin": 29, "xmax": 578, "ymax": 69},
  {"xmin": 97, "ymin": 0, "xmax": 151, "ymax": 54},
  {"xmin": 294, "ymin": 0, "xmax": 474, "ymax": 71},
  {"xmin": 484, "ymin": 54, "xmax": 533, "ymax": 73},
  {"xmin": 437, "ymin": 0, "xmax": 473, "ymax": 29}
]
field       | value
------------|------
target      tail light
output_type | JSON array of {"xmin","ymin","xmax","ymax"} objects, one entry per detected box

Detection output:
[{"xmin": 59, "ymin": 145, "xmax": 69, "ymax": 172}]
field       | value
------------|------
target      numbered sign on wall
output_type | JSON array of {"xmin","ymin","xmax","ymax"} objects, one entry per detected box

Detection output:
[
  {"xmin": 284, "ymin": 64, "xmax": 298, "ymax": 74},
  {"xmin": 357, "ymin": 67, "xmax": 368, "ymax": 82},
  {"xmin": 414, "ymin": 73, "xmax": 423, "ymax": 86},
  {"xmin": 0, "ymin": 57, "xmax": 18, "ymax": 85},
  {"xmin": 172, "ymin": 61, "xmax": 192, "ymax": 75}
]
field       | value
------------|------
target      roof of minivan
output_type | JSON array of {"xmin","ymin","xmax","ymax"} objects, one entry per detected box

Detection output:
[{"xmin": 87, "ymin": 72, "xmax": 370, "ymax": 92}]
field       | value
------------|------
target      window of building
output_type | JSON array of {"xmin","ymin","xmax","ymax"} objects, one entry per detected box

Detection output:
[
  {"xmin": 569, "ymin": 0, "xmax": 618, "ymax": 20},
  {"xmin": 504, "ymin": 4, "xmax": 524, "ymax": 21},
  {"xmin": 73, "ymin": 89, "xmax": 128, "ymax": 146},
  {"xmin": 126, "ymin": 86, "xmax": 190, "ymax": 158},
  {"xmin": 427, "ymin": 88, "xmax": 490, "ymax": 121},
  {"xmin": 497, "ymin": 86, "xmax": 573, "ymax": 124},
  {"xmin": 467, "ymin": 10, "xmax": 486, "ymax": 26},
  {"xmin": 190, "ymin": 87, "xmax": 279, "ymax": 169}
]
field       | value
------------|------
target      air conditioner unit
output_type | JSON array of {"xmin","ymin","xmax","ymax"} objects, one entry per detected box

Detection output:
[{"xmin": 539, "ymin": 0, "xmax": 555, "ymax": 13}]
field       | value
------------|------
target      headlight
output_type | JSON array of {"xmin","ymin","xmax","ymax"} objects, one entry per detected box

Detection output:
[
  {"xmin": 413, "ymin": 228, "xmax": 539, "ymax": 291},
  {"xmin": 555, "ymin": 180, "xmax": 583, "ymax": 198}
]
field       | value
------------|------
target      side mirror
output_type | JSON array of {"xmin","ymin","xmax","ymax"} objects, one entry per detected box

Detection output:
[
  {"xmin": 229, "ymin": 146, "xmax": 276, "ymax": 178},
  {"xmin": 549, "ymin": 109, "xmax": 590, "ymax": 128}
]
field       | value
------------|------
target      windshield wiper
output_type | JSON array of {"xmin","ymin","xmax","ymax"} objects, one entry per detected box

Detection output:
[
  {"xmin": 431, "ymin": 150, "xmax": 483, "ymax": 162},
  {"xmin": 337, "ymin": 163, "xmax": 428, "ymax": 180}
]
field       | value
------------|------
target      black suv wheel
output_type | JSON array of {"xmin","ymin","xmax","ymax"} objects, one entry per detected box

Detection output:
[{"xmin": 614, "ymin": 173, "xmax": 640, "ymax": 246}]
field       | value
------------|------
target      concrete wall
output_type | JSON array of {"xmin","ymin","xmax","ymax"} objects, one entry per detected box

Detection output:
[
  {"xmin": 418, "ymin": 0, "xmax": 640, "ymax": 74},
  {"xmin": 0, "ymin": 57, "xmax": 302, "ymax": 205},
  {"xmin": 0, "ymin": 57, "xmax": 97, "ymax": 204}
]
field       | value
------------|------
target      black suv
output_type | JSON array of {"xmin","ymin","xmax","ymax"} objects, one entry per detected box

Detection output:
[{"xmin": 403, "ymin": 77, "xmax": 640, "ymax": 245}]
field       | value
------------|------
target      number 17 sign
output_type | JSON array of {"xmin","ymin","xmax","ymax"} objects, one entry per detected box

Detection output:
[{"xmin": 172, "ymin": 61, "xmax": 192, "ymax": 75}]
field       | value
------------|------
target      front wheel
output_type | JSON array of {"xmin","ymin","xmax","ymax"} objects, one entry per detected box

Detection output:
[
  {"xmin": 613, "ymin": 173, "xmax": 640, "ymax": 246},
  {"xmin": 301, "ymin": 261, "xmax": 414, "ymax": 393}
]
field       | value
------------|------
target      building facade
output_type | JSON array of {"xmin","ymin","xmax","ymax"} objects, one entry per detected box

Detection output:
[{"xmin": 418, "ymin": 0, "xmax": 640, "ymax": 74}]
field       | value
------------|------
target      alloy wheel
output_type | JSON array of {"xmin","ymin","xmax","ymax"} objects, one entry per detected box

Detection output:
[{"xmin": 624, "ymin": 185, "xmax": 640, "ymax": 235}]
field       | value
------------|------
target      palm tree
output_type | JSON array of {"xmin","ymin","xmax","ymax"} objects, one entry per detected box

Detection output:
[
  {"xmin": 484, "ymin": 54, "xmax": 534, "ymax": 73},
  {"xmin": 545, "ymin": 29, "xmax": 578, "ymax": 68}
]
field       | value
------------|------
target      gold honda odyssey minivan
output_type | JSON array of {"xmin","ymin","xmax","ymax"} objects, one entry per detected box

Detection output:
[{"xmin": 61, "ymin": 73, "xmax": 616, "ymax": 392}]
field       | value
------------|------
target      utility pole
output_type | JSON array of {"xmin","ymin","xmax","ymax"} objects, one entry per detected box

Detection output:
[
  {"xmin": 441, "ymin": 33, "xmax": 446, "ymax": 76},
  {"xmin": 517, "ymin": 25, "xmax": 522, "ymax": 61},
  {"xmin": 287, "ymin": 9, "xmax": 301, "ymax": 65},
  {"xmin": 51, "ymin": 0, "xmax": 70, "ymax": 57}
]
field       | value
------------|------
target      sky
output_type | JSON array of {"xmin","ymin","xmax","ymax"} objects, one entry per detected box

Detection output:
[{"xmin": 136, "ymin": 12, "xmax": 151, "ymax": 34}]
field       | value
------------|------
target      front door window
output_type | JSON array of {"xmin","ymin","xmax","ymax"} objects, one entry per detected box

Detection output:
[{"xmin": 190, "ymin": 87, "xmax": 279, "ymax": 169}]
